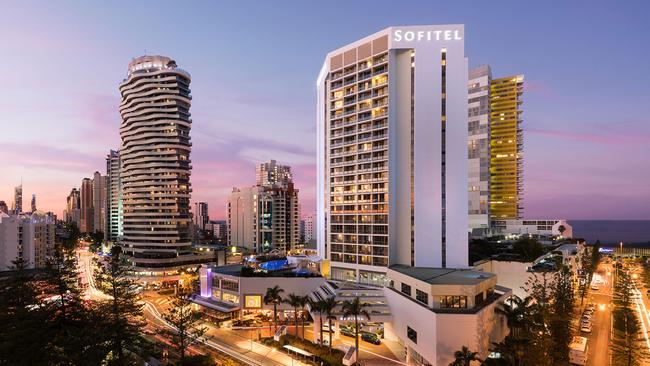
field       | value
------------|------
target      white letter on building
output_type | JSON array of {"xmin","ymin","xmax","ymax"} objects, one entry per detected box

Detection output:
[
  {"xmin": 454, "ymin": 30, "xmax": 462, "ymax": 40},
  {"xmin": 434, "ymin": 30, "xmax": 442, "ymax": 40},
  {"xmin": 404, "ymin": 31, "xmax": 415, "ymax": 41},
  {"xmin": 394, "ymin": 30, "xmax": 402, "ymax": 42},
  {"xmin": 444, "ymin": 30, "xmax": 452, "ymax": 40},
  {"xmin": 417, "ymin": 31, "xmax": 424, "ymax": 41}
]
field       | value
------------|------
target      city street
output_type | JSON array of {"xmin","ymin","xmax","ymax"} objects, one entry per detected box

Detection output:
[{"xmin": 585, "ymin": 262, "xmax": 613, "ymax": 366}]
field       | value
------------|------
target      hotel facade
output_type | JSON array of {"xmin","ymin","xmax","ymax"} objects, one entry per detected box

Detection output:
[{"xmin": 317, "ymin": 25, "xmax": 469, "ymax": 285}]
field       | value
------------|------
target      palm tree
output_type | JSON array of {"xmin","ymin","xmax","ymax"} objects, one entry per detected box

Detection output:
[
  {"xmin": 495, "ymin": 295, "xmax": 534, "ymax": 339},
  {"xmin": 298, "ymin": 295, "xmax": 309, "ymax": 340},
  {"xmin": 309, "ymin": 298, "xmax": 324, "ymax": 347},
  {"xmin": 284, "ymin": 293, "xmax": 303, "ymax": 337},
  {"xmin": 449, "ymin": 346, "xmax": 481, "ymax": 366},
  {"xmin": 264, "ymin": 285, "xmax": 284, "ymax": 332},
  {"xmin": 341, "ymin": 297, "xmax": 370, "ymax": 364},
  {"xmin": 319, "ymin": 297, "xmax": 338, "ymax": 354}
]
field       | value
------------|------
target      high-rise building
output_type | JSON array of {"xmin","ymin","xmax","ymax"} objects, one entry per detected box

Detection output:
[
  {"xmin": 317, "ymin": 25, "xmax": 468, "ymax": 284},
  {"xmin": 256, "ymin": 159, "xmax": 292, "ymax": 187},
  {"xmin": 13, "ymin": 184, "xmax": 22, "ymax": 214},
  {"xmin": 93, "ymin": 171, "xmax": 107, "ymax": 236},
  {"xmin": 489, "ymin": 75, "xmax": 524, "ymax": 220},
  {"xmin": 210, "ymin": 219, "xmax": 227, "ymax": 244},
  {"xmin": 65, "ymin": 188, "xmax": 81, "ymax": 226},
  {"xmin": 119, "ymin": 55, "xmax": 200, "ymax": 271},
  {"xmin": 467, "ymin": 65, "xmax": 492, "ymax": 230},
  {"xmin": 79, "ymin": 178, "xmax": 94, "ymax": 233},
  {"xmin": 228, "ymin": 160, "xmax": 301, "ymax": 253},
  {"xmin": 195, "ymin": 202, "xmax": 209, "ymax": 231},
  {"xmin": 305, "ymin": 212, "xmax": 316, "ymax": 244},
  {"xmin": 31, "ymin": 194, "xmax": 37, "ymax": 212},
  {"xmin": 0, "ymin": 201, "xmax": 8, "ymax": 214},
  {"xmin": 106, "ymin": 149, "xmax": 122, "ymax": 242},
  {"xmin": 0, "ymin": 211, "xmax": 55, "ymax": 271}
]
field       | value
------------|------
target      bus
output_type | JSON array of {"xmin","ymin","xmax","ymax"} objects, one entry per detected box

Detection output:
[{"xmin": 569, "ymin": 336, "xmax": 588, "ymax": 365}]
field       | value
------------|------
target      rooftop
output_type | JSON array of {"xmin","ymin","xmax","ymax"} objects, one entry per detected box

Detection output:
[
  {"xmin": 389, "ymin": 264, "xmax": 496, "ymax": 285},
  {"xmin": 211, "ymin": 264, "xmax": 243, "ymax": 276}
]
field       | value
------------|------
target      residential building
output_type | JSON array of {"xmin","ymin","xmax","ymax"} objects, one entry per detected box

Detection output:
[
  {"xmin": 305, "ymin": 212, "xmax": 316, "ymax": 245},
  {"xmin": 228, "ymin": 160, "xmax": 301, "ymax": 253},
  {"xmin": 93, "ymin": 171, "xmax": 107, "ymax": 236},
  {"xmin": 256, "ymin": 159, "xmax": 292, "ymax": 187},
  {"xmin": 106, "ymin": 149, "xmax": 122, "ymax": 242},
  {"xmin": 0, "ymin": 211, "xmax": 55, "ymax": 271},
  {"xmin": 195, "ymin": 202, "xmax": 209, "ymax": 231},
  {"xmin": 79, "ymin": 178, "xmax": 93, "ymax": 233},
  {"xmin": 13, "ymin": 183, "xmax": 22, "ymax": 214},
  {"xmin": 489, "ymin": 75, "xmax": 524, "ymax": 220},
  {"xmin": 467, "ymin": 65, "xmax": 492, "ymax": 230},
  {"xmin": 210, "ymin": 220, "xmax": 227, "ymax": 244},
  {"xmin": 0, "ymin": 201, "xmax": 7, "ymax": 214},
  {"xmin": 119, "ymin": 55, "xmax": 210, "ymax": 272},
  {"xmin": 317, "ymin": 25, "xmax": 469, "ymax": 284},
  {"xmin": 65, "ymin": 188, "xmax": 81, "ymax": 226},
  {"xmin": 30, "ymin": 194, "xmax": 37, "ymax": 212},
  {"xmin": 490, "ymin": 219, "xmax": 572, "ymax": 238}
]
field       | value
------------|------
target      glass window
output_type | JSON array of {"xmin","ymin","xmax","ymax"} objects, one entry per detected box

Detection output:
[
  {"xmin": 416, "ymin": 289, "xmax": 428, "ymax": 305},
  {"xmin": 440, "ymin": 295, "xmax": 467, "ymax": 309},
  {"xmin": 407, "ymin": 326, "xmax": 417, "ymax": 344},
  {"xmin": 401, "ymin": 283, "xmax": 411, "ymax": 296}
]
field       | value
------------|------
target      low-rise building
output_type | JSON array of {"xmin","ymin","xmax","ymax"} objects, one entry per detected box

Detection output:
[{"xmin": 489, "ymin": 219, "xmax": 573, "ymax": 238}]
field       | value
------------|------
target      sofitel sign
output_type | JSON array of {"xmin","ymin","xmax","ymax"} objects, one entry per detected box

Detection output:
[{"xmin": 393, "ymin": 29, "xmax": 463, "ymax": 42}]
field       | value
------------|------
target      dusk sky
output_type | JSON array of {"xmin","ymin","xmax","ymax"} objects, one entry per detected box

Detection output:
[{"xmin": 1, "ymin": 1, "xmax": 649, "ymax": 220}]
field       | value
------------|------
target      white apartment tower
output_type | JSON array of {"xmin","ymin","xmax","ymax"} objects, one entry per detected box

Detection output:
[
  {"xmin": 256, "ymin": 159, "xmax": 292, "ymax": 187},
  {"xmin": 119, "ymin": 55, "xmax": 198, "ymax": 271},
  {"xmin": 106, "ymin": 150, "xmax": 122, "ymax": 242},
  {"xmin": 467, "ymin": 65, "xmax": 492, "ymax": 230},
  {"xmin": 317, "ymin": 25, "xmax": 468, "ymax": 284},
  {"xmin": 195, "ymin": 202, "xmax": 209, "ymax": 231}
]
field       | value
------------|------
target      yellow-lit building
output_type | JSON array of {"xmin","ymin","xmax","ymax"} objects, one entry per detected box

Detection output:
[{"xmin": 489, "ymin": 75, "xmax": 524, "ymax": 220}]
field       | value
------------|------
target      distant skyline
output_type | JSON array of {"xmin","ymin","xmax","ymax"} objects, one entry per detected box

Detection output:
[{"xmin": 1, "ymin": 1, "xmax": 649, "ymax": 220}]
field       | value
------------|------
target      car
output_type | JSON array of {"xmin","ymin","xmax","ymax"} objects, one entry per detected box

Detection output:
[
  {"xmin": 583, "ymin": 308, "xmax": 595, "ymax": 315},
  {"xmin": 591, "ymin": 284, "xmax": 599, "ymax": 290},
  {"xmin": 340, "ymin": 328, "xmax": 355, "ymax": 338},
  {"xmin": 581, "ymin": 315, "xmax": 592, "ymax": 323},
  {"xmin": 581, "ymin": 323, "xmax": 592, "ymax": 333},
  {"xmin": 586, "ymin": 303, "xmax": 596, "ymax": 310},
  {"xmin": 361, "ymin": 332, "xmax": 381, "ymax": 345}
]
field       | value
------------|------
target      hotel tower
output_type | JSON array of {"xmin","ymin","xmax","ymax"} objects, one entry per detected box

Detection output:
[
  {"xmin": 317, "ymin": 25, "xmax": 469, "ymax": 284},
  {"xmin": 119, "ymin": 55, "xmax": 199, "ymax": 272}
]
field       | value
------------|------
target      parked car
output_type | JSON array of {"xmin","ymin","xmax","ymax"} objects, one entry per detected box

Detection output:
[
  {"xmin": 586, "ymin": 303, "xmax": 596, "ymax": 311},
  {"xmin": 591, "ymin": 284, "xmax": 599, "ymax": 290},
  {"xmin": 580, "ymin": 323, "xmax": 592, "ymax": 333},
  {"xmin": 361, "ymin": 332, "xmax": 381, "ymax": 345},
  {"xmin": 583, "ymin": 308, "xmax": 594, "ymax": 315},
  {"xmin": 340, "ymin": 327, "xmax": 355, "ymax": 338}
]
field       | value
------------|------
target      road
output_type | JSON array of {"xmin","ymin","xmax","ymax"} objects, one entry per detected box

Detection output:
[
  {"xmin": 629, "ymin": 263, "xmax": 650, "ymax": 364},
  {"xmin": 585, "ymin": 262, "xmax": 613, "ymax": 366}
]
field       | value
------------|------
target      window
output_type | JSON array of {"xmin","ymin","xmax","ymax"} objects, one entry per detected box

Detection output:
[
  {"xmin": 440, "ymin": 295, "xmax": 467, "ymax": 309},
  {"xmin": 416, "ymin": 289, "xmax": 428, "ymax": 305},
  {"xmin": 401, "ymin": 283, "xmax": 411, "ymax": 296},
  {"xmin": 407, "ymin": 326, "xmax": 417, "ymax": 344}
]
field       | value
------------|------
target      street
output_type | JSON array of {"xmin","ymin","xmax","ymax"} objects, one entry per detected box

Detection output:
[{"xmin": 585, "ymin": 262, "xmax": 613, "ymax": 366}]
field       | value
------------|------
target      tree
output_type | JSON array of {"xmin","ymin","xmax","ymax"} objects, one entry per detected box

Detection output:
[
  {"xmin": 163, "ymin": 291, "xmax": 207, "ymax": 364},
  {"xmin": 284, "ymin": 293, "xmax": 303, "ymax": 337},
  {"xmin": 298, "ymin": 295, "xmax": 310, "ymax": 340},
  {"xmin": 319, "ymin": 297, "xmax": 338, "ymax": 353},
  {"xmin": 490, "ymin": 336, "xmax": 528, "ymax": 366},
  {"xmin": 309, "ymin": 298, "xmax": 324, "ymax": 347},
  {"xmin": 557, "ymin": 225, "xmax": 566, "ymax": 236},
  {"xmin": 449, "ymin": 346, "xmax": 481, "ymax": 366},
  {"xmin": 495, "ymin": 295, "xmax": 534, "ymax": 339},
  {"xmin": 548, "ymin": 265, "xmax": 575, "ymax": 364},
  {"xmin": 263, "ymin": 285, "xmax": 284, "ymax": 332},
  {"xmin": 512, "ymin": 238, "xmax": 545, "ymax": 262},
  {"xmin": 0, "ymin": 258, "xmax": 52, "ymax": 365},
  {"xmin": 88, "ymin": 230, "xmax": 104, "ymax": 253},
  {"xmin": 45, "ymin": 244, "xmax": 106, "ymax": 365},
  {"xmin": 94, "ymin": 245, "xmax": 146, "ymax": 365},
  {"xmin": 341, "ymin": 297, "xmax": 370, "ymax": 365}
]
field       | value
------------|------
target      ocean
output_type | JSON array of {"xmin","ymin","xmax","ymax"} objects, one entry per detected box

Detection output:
[{"xmin": 569, "ymin": 220, "xmax": 650, "ymax": 244}]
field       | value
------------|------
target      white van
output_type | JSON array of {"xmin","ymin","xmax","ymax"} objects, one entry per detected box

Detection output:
[{"xmin": 569, "ymin": 336, "xmax": 588, "ymax": 365}]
